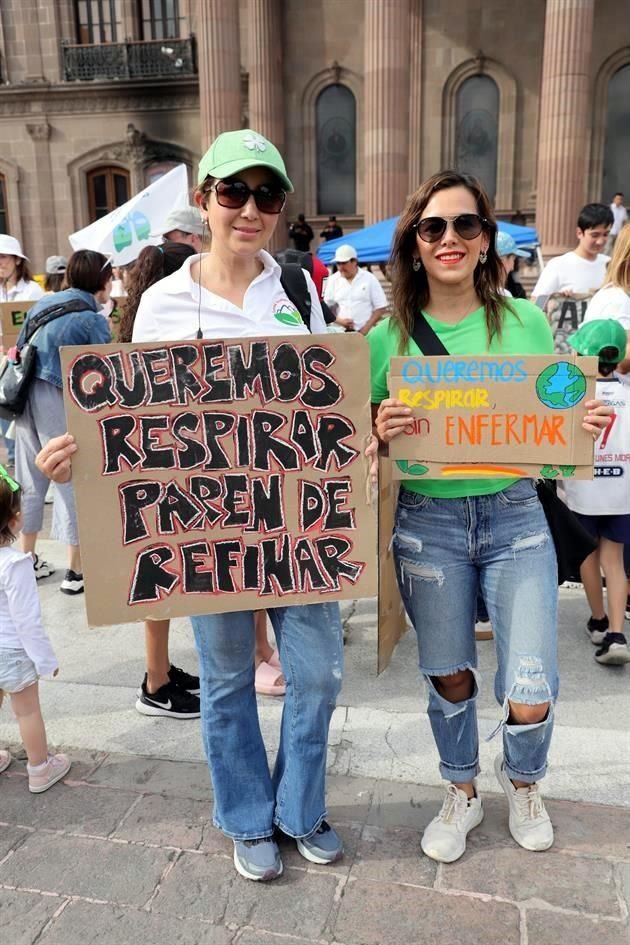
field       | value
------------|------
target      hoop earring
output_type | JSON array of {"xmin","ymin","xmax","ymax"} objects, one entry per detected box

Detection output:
[
  {"xmin": 479, "ymin": 250, "xmax": 488, "ymax": 265},
  {"xmin": 412, "ymin": 258, "xmax": 422, "ymax": 272}
]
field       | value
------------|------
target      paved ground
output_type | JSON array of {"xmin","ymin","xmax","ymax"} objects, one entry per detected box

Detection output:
[
  {"xmin": 1, "ymin": 518, "xmax": 630, "ymax": 943},
  {"xmin": 1, "ymin": 751, "xmax": 629, "ymax": 945}
]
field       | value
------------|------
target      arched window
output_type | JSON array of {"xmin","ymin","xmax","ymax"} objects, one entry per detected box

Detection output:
[
  {"xmin": 0, "ymin": 174, "xmax": 7, "ymax": 232},
  {"xmin": 87, "ymin": 166, "xmax": 130, "ymax": 221},
  {"xmin": 316, "ymin": 85, "xmax": 356, "ymax": 215},
  {"xmin": 455, "ymin": 75, "xmax": 499, "ymax": 201},
  {"xmin": 602, "ymin": 64, "xmax": 630, "ymax": 199}
]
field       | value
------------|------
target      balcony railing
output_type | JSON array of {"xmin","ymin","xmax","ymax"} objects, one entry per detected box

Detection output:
[{"xmin": 62, "ymin": 36, "xmax": 196, "ymax": 82}]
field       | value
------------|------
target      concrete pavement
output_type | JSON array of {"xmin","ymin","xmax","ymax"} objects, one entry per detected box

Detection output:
[{"xmin": 1, "ymin": 534, "xmax": 630, "ymax": 943}]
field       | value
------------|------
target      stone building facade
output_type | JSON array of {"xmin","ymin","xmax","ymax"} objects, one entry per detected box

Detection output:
[{"xmin": 0, "ymin": 0, "xmax": 628, "ymax": 270}]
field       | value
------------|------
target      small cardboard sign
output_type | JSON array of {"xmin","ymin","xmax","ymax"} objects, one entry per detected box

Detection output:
[
  {"xmin": 377, "ymin": 456, "xmax": 407, "ymax": 674},
  {"xmin": 0, "ymin": 300, "xmax": 34, "ymax": 349},
  {"xmin": 61, "ymin": 334, "xmax": 377, "ymax": 626},
  {"xmin": 387, "ymin": 353, "xmax": 597, "ymax": 480},
  {"xmin": 545, "ymin": 292, "xmax": 593, "ymax": 354}
]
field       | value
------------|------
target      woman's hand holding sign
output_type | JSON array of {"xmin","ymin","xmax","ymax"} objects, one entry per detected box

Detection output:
[
  {"xmin": 35, "ymin": 433, "xmax": 76, "ymax": 484},
  {"xmin": 582, "ymin": 399, "xmax": 614, "ymax": 440},
  {"xmin": 374, "ymin": 399, "xmax": 413, "ymax": 444}
]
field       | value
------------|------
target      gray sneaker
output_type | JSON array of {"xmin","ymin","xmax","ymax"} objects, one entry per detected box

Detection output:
[
  {"xmin": 296, "ymin": 820, "xmax": 343, "ymax": 865},
  {"xmin": 233, "ymin": 837, "xmax": 283, "ymax": 881}
]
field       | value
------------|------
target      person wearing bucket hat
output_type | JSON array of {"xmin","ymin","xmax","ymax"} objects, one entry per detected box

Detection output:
[
  {"xmin": 495, "ymin": 231, "xmax": 530, "ymax": 298},
  {"xmin": 324, "ymin": 244, "xmax": 388, "ymax": 333},
  {"xmin": 35, "ymin": 128, "xmax": 342, "ymax": 882},
  {"xmin": 564, "ymin": 319, "xmax": 630, "ymax": 665},
  {"xmin": 0, "ymin": 235, "xmax": 43, "ymax": 304}
]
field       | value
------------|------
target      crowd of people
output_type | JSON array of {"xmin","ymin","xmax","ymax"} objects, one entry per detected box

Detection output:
[{"xmin": 0, "ymin": 127, "xmax": 628, "ymax": 884}]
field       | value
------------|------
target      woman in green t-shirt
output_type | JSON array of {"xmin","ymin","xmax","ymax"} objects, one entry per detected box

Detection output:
[{"xmin": 368, "ymin": 170, "xmax": 611, "ymax": 865}]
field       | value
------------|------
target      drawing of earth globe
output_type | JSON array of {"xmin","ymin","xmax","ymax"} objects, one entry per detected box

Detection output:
[{"xmin": 535, "ymin": 362, "xmax": 587, "ymax": 409}]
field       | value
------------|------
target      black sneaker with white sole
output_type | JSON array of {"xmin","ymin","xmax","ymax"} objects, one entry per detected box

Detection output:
[
  {"xmin": 168, "ymin": 664, "xmax": 200, "ymax": 695},
  {"xmin": 135, "ymin": 679, "xmax": 201, "ymax": 718},
  {"xmin": 586, "ymin": 615, "xmax": 608, "ymax": 645},
  {"xmin": 625, "ymin": 596, "xmax": 630, "ymax": 622},
  {"xmin": 33, "ymin": 554, "xmax": 55, "ymax": 580},
  {"xmin": 60, "ymin": 569, "xmax": 84, "ymax": 595},
  {"xmin": 595, "ymin": 632, "xmax": 630, "ymax": 665}
]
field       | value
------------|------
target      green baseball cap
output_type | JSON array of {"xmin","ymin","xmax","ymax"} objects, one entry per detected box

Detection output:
[
  {"xmin": 568, "ymin": 319, "xmax": 628, "ymax": 362},
  {"xmin": 197, "ymin": 128, "xmax": 294, "ymax": 192}
]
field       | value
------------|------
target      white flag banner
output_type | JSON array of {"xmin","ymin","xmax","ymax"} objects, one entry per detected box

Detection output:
[{"xmin": 68, "ymin": 164, "xmax": 189, "ymax": 266}]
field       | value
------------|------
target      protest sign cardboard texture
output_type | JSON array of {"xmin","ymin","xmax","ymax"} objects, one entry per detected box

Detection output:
[
  {"xmin": 387, "ymin": 353, "xmax": 597, "ymax": 480},
  {"xmin": 61, "ymin": 333, "xmax": 377, "ymax": 626}
]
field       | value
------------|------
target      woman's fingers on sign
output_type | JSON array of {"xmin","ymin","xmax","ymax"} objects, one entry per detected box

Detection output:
[{"xmin": 35, "ymin": 433, "xmax": 77, "ymax": 484}]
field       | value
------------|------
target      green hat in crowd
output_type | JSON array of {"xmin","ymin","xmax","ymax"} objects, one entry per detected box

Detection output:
[
  {"xmin": 198, "ymin": 129, "xmax": 294, "ymax": 192},
  {"xmin": 568, "ymin": 319, "xmax": 628, "ymax": 363}
]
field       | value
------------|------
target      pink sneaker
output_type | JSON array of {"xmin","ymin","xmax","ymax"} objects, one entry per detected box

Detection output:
[
  {"xmin": 28, "ymin": 753, "xmax": 71, "ymax": 794},
  {"xmin": 0, "ymin": 750, "xmax": 11, "ymax": 774}
]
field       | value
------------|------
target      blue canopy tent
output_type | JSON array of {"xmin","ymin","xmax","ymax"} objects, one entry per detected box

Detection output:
[{"xmin": 316, "ymin": 217, "xmax": 539, "ymax": 265}]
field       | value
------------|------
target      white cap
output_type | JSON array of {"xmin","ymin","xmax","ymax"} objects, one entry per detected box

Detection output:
[
  {"xmin": 333, "ymin": 243, "xmax": 358, "ymax": 263},
  {"xmin": 153, "ymin": 207, "xmax": 204, "ymax": 238},
  {"xmin": 0, "ymin": 234, "xmax": 27, "ymax": 259}
]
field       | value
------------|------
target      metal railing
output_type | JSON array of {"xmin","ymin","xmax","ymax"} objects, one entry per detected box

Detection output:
[{"xmin": 62, "ymin": 36, "xmax": 196, "ymax": 82}]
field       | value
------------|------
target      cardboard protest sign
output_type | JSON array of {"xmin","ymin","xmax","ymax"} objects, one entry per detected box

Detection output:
[
  {"xmin": 377, "ymin": 456, "xmax": 407, "ymax": 674},
  {"xmin": 61, "ymin": 333, "xmax": 377, "ymax": 626},
  {"xmin": 545, "ymin": 293, "xmax": 593, "ymax": 353},
  {"xmin": 387, "ymin": 354, "xmax": 597, "ymax": 480},
  {"xmin": 0, "ymin": 300, "xmax": 34, "ymax": 350}
]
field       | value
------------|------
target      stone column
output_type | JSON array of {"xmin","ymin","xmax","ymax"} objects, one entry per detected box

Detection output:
[
  {"xmin": 364, "ymin": 0, "xmax": 411, "ymax": 224},
  {"xmin": 197, "ymin": 0, "xmax": 242, "ymax": 152},
  {"xmin": 248, "ymin": 0, "xmax": 286, "ymax": 250},
  {"xmin": 408, "ymin": 0, "xmax": 423, "ymax": 194},
  {"xmin": 535, "ymin": 0, "xmax": 595, "ymax": 256},
  {"xmin": 25, "ymin": 120, "xmax": 55, "ymax": 271}
]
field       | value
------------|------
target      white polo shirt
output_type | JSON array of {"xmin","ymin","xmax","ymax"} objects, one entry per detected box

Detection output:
[
  {"xmin": 324, "ymin": 268, "xmax": 387, "ymax": 331},
  {"xmin": 132, "ymin": 250, "xmax": 327, "ymax": 342}
]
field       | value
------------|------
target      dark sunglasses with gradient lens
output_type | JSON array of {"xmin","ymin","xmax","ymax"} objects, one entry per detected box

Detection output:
[
  {"xmin": 211, "ymin": 179, "xmax": 286, "ymax": 215},
  {"xmin": 415, "ymin": 213, "xmax": 488, "ymax": 243}
]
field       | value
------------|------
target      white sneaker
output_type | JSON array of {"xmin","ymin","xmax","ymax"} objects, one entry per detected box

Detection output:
[
  {"xmin": 420, "ymin": 783, "xmax": 484, "ymax": 863},
  {"xmin": 494, "ymin": 754, "xmax": 553, "ymax": 851}
]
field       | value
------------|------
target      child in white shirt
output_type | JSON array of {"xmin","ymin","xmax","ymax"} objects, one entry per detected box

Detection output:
[
  {"xmin": 0, "ymin": 468, "xmax": 71, "ymax": 791},
  {"xmin": 564, "ymin": 320, "xmax": 630, "ymax": 665}
]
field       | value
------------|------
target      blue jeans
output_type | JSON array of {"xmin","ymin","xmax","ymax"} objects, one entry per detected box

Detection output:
[
  {"xmin": 394, "ymin": 479, "xmax": 559, "ymax": 785},
  {"xmin": 191, "ymin": 601, "xmax": 343, "ymax": 841}
]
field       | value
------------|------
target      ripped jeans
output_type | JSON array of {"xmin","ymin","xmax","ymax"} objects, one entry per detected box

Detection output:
[{"xmin": 394, "ymin": 479, "xmax": 559, "ymax": 785}]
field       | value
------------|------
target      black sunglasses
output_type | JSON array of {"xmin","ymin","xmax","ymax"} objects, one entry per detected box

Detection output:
[
  {"xmin": 415, "ymin": 213, "xmax": 488, "ymax": 243},
  {"xmin": 211, "ymin": 179, "xmax": 286, "ymax": 215}
]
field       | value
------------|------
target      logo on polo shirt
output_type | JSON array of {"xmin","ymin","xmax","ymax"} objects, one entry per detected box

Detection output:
[{"xmin": 273, "ymin": 297, "xmax": 303, "ymax": 327}]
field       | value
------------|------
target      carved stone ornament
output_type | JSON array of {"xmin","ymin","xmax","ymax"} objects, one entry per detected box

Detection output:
[{"xmin": 26, "ymin": 120, "xmax": 51, "ymax": 141}]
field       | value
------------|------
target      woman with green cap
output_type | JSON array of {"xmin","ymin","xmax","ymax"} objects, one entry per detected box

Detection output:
[{"xmin": 36, "ymin": 129, "xmax": 342, "ymax": 882}]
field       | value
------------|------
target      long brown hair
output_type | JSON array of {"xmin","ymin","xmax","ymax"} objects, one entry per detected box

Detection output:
[
  {"xmin": 119, "ymin": 241, "xmax": 196, "ymax": 342},
  {"xmin": 606, "ymin": 222, "xmax": 630, "ymax": 293},
  {"xmin": 390, "ymin": 170, "xmax": 510, "ymax": 353}
]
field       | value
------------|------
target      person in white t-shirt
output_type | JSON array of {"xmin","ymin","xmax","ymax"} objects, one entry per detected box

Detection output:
[
  {"xmin": 324, "ymin": 244, "xmax": 388, "ymax": 334},
  {"xmin": 564, "ymin": 319, "xmax": 630, "ymax": 666},
  {"xmin": 32, "ymin": 129, "xmax": 344, "ymax": 883},
  {"xmin": 532, "ymin": 203, "xmax": 613, "ymax": 301},
  {"xmin": 583, "ymin": 222, "xmax": 630, "ymax": 373},
  {"xmin": 0, "ymin": 470, "xmax": 72, "ymax": 792},
  {"xmin": 609, "ymin": 193, "xmax": 628, "ymax": 249}
]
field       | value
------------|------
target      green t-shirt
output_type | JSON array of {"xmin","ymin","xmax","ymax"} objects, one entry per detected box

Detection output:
[{"xmin": 367, "ymin": 298, "xmax": 554, "ymax": 498}]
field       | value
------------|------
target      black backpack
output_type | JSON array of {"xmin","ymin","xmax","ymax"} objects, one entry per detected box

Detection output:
[{"xmin": 279, "ymin": 260, "xmax": 336, "ymax": 329}]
